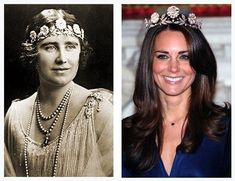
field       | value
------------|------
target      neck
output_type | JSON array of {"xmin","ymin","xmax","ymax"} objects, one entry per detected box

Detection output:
[
  {"xmin": 160, "ymin": 93, "xmax": 190, "ymax": 123},
  {"xmin": 38, "ymin": 81, "xmax": 74, "ymax": 106}
]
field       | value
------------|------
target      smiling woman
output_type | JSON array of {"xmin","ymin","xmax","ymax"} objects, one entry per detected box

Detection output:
[
  {"xmin": 5, "ymin": 7, "xmax": 113, "ymax": 177},
  {"xmin": 152, "ymin": 31, "xmax": 196, "ymax": 98},
  {"xmin": 122, "ymin": 5, "xmax": 231, "ymax": 177}
]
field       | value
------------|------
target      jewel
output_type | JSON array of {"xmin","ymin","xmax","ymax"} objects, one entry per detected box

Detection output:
[
  {"xmin": 36, "ymin": 86, "xmax": 73, "ymax": 144},
  {"xmin": 24, "ymin": 84, "xmax": 73, "ymax": 176},
  {"xmin": 43, "ymin": 137, "xmax": 49, "ymax": 146}
]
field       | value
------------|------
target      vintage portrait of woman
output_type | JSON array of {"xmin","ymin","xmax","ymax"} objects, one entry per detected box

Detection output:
[
  {"xmin": 5, "ymin": 5, "xmax": 113, "ymax": 177},
  {"xmin": 122, "ymin": 5, "xmax": 231, "ymax": 177}
]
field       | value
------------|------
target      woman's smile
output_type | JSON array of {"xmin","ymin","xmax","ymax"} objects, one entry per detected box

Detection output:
[{"xmin": 163, "ymin": 76, "xmax": 184, "ymax": 84}]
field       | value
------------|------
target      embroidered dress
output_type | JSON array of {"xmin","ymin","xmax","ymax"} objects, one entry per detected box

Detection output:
[{"xmin": 5, "ymin": 86, "xmax": 113, "ymax": 176}]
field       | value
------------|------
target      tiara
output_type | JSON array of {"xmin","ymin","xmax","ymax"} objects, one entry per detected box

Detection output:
[
  {"xmin": 28, "ymin": 18, "xmax": 84, "ymax": 44},
  {"xmin": 145, "ymin": 6, "xmax": 202, "ymax": 29}
]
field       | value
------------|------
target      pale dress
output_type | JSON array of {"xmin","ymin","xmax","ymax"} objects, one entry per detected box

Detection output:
[{"xmin": 5, "ymin": 85, "xmax": 113, "ymax": 177}]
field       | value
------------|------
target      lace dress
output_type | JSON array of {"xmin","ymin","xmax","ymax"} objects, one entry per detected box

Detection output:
[{"xmin": 5, "ymin": 86, "xmax": 113, "ymax": 176}]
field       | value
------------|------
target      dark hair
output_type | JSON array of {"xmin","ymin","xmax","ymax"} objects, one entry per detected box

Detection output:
[
  {"xmin": 123, "ymin": 24, "xmax": 230, "ymax": 173},
  {"xmin": 20, "ymin": 9, "xmax": 92, "ymax": 69}
]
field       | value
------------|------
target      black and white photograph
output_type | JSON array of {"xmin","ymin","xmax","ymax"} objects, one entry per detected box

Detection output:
[{"xmin": 4, "ymin": 4, "xmax": 113, "ymax": 177}]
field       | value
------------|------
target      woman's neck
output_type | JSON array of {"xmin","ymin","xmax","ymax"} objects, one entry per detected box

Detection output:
[
  {"xmin": 38, "ymin": 81, "xmax": 74, "ymax": 107},
  {"xmin": 160, "ymin": 94, "xmax": 189, "ymax": 123}
]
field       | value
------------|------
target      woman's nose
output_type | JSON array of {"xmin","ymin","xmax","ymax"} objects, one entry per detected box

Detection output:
[
  {"xmin": 168, "ymin": 58, "xmax": 180, "ymax": 72},
  {"xmin": 55, "ymin": 49, "xmax": 67, "ymax": 64}
]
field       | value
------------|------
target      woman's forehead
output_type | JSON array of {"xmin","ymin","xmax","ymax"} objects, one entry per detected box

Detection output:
[{"xmin": 38, "ymin": 35, "xmax": 80, "ymax": 45}]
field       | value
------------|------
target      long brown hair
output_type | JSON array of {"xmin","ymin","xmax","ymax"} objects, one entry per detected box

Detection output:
[{"xmin": 122, "ymin": 24, "xmax": 230, "ymax": 173}]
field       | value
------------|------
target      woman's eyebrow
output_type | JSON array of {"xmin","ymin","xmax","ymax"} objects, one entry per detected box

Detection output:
[
  {"xmin": 178, "ymin": 50, "xmax": 189, "ymax": 54},
  {"xmin": 154, "ymin": 50, "xmax": 169, "ymax": 54},
  {"xmin": 64, "ymin": 41, "xmax": 79, "ymax": 45},
  {"xmin": 39, "ymin": 42, "xmax": 58, "ymax": 47}
]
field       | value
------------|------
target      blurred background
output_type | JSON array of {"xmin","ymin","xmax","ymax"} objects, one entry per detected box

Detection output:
[
  {"xmin": 4, "ymin": 5, "xmax": 113, "ymax": 113},
  {"xmin": 122, "ymin": 4, "xmax": 231, "ymax": 118}
]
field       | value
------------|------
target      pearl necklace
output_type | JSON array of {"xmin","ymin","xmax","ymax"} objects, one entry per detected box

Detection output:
[
  {"xmin": 36, "ymin": 87, "xmax": 72, "ymax": 146},
  {"xmin": 36, "ymin": 89, "xmax": 70, "ymax": 120},
  {"xmin": 24, "ymin": 85, "xmax": 73, "ymax": 177}
]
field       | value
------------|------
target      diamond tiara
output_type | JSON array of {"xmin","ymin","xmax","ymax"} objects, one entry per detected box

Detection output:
[
  {"xmin": 28, "ymin": 18, "xmax": 84, "ymax": 44},
  {"xmin": 145, "ymin": 6, "xmax": 202, "ymax": 29}
]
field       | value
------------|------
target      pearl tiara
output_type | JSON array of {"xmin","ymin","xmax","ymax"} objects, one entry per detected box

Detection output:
[
  {"xmin": 28, "ymin": 18, "xmax": 84, "ymax": 44},
  {"xmin": 145, "ymin": 6, "xmax": 202, "ymax": 29}
]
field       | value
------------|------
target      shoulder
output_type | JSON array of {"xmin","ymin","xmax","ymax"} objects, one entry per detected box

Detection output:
[
  {"xmin": 90, "ymin": 88, "xmax": 113, "ymax": 105},
  {"xmin": 84, "ymin": 88, "xmax": 113, "ymax": 135},
  {"xmin": 5, "ymin": 93, "xmax": 37, "ymax": 128},
  {"xmin": 73, "ymin": 84, "xmax": 113, "ymax": 105},
  {"xmin": 221, "ymin": 107, "xmax": 231, "ymax": 135},
  {"xmin": 218, "ymin": 104, "xmax": 231, "ymax": 132},
  {"xmin": 10, "ymin": 93, "xmax": 36, "ymax": 106},
  {"xmin": 5, "ymin": 93, "xmax": 36, "ymax": 117},
  {"xmin": 88, "ymin": 88, "xmax": 113, "ymax": 113}
]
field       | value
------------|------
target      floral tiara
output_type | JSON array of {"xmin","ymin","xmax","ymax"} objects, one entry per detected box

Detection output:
[
  {"xmin": 28, "ymin": 18, "xmax": 84, "ymax": 44},
  {"xmin": 145, "ymin": 6, "xmax": 202, "ymax": 29}
]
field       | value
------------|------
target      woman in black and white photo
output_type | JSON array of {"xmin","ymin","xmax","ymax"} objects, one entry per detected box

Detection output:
[{"xmin": 5, "ymin": 5, "xmax": 113, "ymax": 177}]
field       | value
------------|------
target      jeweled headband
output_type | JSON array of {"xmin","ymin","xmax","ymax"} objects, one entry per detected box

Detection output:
[
  {"xmin": 145, "ymin": 6, "xmax": 202, "ymax": 29},
  {"xmin": 27, "ymin": 10, "xmax": 84, "ymax": 44}
]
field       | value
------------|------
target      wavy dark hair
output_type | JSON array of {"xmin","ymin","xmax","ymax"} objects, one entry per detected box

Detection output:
[
  {"xmin": 122, "ymin": 24, "xmax": 230, "ymax": 173},
  {"xmin": 20, "ymin": 9, "xmax": 92, "ymax": 69}
]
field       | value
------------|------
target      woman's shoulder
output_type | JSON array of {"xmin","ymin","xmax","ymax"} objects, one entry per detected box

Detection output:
[
  {"xmin": 5, "ymin": 93, "xmax": 37, "ymax": 127},
  {"xmin": 78, "ymin": 87, "xmax": 113, "ymax": 136},
  {"xmin": 89, "ymin": 88, "xmax": 113, "ymax": 116},
  {"xmin": 74, "ymin": 84, "xmax": 113, "ymax": 117},
  {"xmin": 218, "ymin": 103, "xmax": 231, "ymax": 125},
  {"xmin": 73, "ymin": 84, "xmax": 112, "ymax": 104},
  {"xmin": 7, "ymin": 92, "xmax": 37, "ymax": 113},
  {"xmin": 89, "ymin": 88, "xmax": 113, "ymax": 105}
]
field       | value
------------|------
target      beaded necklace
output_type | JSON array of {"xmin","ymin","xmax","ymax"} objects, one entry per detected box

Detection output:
[
  {"xmin": 24, "ymin": 85, "xmax": 73, "ymax": 177},
  {"xmin": 36, "ymin": 87, "xmax": 72, "ymax": 146}
]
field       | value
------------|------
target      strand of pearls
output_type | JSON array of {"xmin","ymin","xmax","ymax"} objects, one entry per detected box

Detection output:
[
  {"xmin": 24, "ymin": 101, "xmax": 35, "ymax": 177},
  {"xmin": 36, "ymin": 87, "xmax": 72, "ymax": 120},
  {"xmin": 52, "ymin": 88, "xmax": 72, "ymax": 176},
  {"xmin": 24, "ymin": 85, "xmax": 74, "ymax": 176},
  {"xmin": 36, "ymin": 87, "xmax": 72, "ymax": 146}
]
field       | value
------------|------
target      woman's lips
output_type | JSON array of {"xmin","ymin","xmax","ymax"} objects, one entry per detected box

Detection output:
[
  {"xmin": 52, "ymin": 67, "xmax": 70, "ymax": 72},
  {"xmin": 163, "ymin": 76, "xmax": 183, "ymax": 83}
]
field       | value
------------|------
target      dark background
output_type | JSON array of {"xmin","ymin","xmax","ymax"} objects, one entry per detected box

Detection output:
[{"xmin": 4, "ymin": 4, "xmax": 113, "ymax": 113}]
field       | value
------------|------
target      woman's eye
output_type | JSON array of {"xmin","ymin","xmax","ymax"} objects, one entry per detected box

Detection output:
[
  {"xmin": 179, "ymin": 54, "xmax": 190, "ymax": 61},
  {"xmin": 156, "ymin": 54, "xmax": 169, "ymax": 60},
  {"xmin": 66, "ymin": 44, "xmax": 77, "ymax": 50},
  {"xmin": 44, "ymin": 45, "xmax": 57, "ymax": 52}
]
